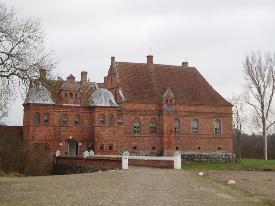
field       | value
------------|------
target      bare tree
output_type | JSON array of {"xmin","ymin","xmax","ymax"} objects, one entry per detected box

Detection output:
[
  {"xmin": 0, "ymin": 2, "xmax": 56, "ymax": 120},
  {"xmin": 242, "ymin": 52, "xmax": 275, "ymax": 160},
  {"xmin": 230, "ymin": 96, "xmax": 246, "ymax": 159}
]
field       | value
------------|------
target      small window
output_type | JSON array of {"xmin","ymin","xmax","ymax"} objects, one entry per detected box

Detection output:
[
  {"xmin": 44, "ymin": 113, "xmax": 49, "ymax": 124},
  {"xmin": 152, "ymin": 146, "xmax": 156, "ymax": 150},
  {"xmin": 174, "ymin": 118, "xmax": 180, "ymax": 133},
  {"xmin": 69, "ymin": 93, "xmax": 73, "ymax": 98},
  {"xmin": 214, "ymin": 119, "xmax": 221, "ymax": 135},
  {"xmin": 191, "ymin": 118, "xmax": 198, "ymax": 134},
  {"xmin": 133, "ymin": 118, "xmax": 141, "ymax": 133},
  {"xmin": 218, "ymin": 146, "xmax": 221, "ymax": 150},
  {"xmin": 61, "ymin": 114, "xmax": 68, "ymax": 126},
  {"xmin": 108, "ymin": 115, "xmax": 114, "ymax": 126},
  {"xmin": 34, "ymin": 143, "xmax": 39, "ymax": 151},
  {"xmin": 99, "ymin": 114, "xmax": 105, "ymax": 125},
  {"xmin": 99, "ymin": 144, "xmax": 104, "ymax": 151},
  {"xmin": 176, "ymin": 146, "xmax": 179, "ymax": 150},
  {"xmin": 33, "ymin": 112, "xmax": 40, "ymax": 125},
  {"xmin": 44, "ymin": 143, "xmax": 49, "ymax": 151},
  {"xmin": 65, "ymin": 93, "xmax": 68, "ymax": 98},
  {"xmin": 197, "ymin": 146, "xmax": 201, "ymax": 150},
  {"xmin": 133, "ymin": 146, "xmax": 137, "ymax": 150},
  {"xmin": 109, "ymin": 144, "xmax": 113, "ymax": 151},
  {"xmin": 75, "ymin": 93, "xmax": 77, "ymax": 98},
  {"xmin": 75, "ymin": 115, "xmax": 80, "ymax": 126},
  {"xmin": 149, "ymin": 118, "xmax": 157, "ymax": 133},
  {"xmin": 117, "ymin": 114, "xmax": 123, "ymax": 123}
]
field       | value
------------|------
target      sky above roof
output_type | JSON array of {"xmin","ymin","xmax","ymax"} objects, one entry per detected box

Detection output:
[{"xmin": 2, "ymin": 0, "xmax": 275, "ymax": 126}]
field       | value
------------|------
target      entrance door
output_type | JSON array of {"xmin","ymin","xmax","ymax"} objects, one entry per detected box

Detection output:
[{"xmin": 67, "ymin": 139, "xmax": 78, "ymax": 156}]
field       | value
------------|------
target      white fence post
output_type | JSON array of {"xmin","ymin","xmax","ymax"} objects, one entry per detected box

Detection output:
[
  {"xmin": 122, "ymin": 151, "xmax": 129, "ymax": 170},
  {"xmin": 174, "ymin": 151, "xmax": 181, "ymax": 169}
]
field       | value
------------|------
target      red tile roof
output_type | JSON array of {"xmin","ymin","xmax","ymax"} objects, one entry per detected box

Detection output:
[{"xmin": 115, "ymin": 62, "xmax": 231, "ymax": 106}]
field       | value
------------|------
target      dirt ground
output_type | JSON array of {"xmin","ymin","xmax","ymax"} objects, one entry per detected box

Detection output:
[
  {"xmin": 207, "ymin": 170, "xmax": 275, "ymax": 204},
  {"xmin": 0, "ymin": 167, "xmax": 273, "ymax": 206}
]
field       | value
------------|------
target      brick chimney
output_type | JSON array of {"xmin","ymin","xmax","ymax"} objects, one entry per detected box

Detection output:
[
  {"xmin": 39, "ymin": 68, "xmax": 46, "ymax": 80},
  {"xmin": 182, "ymin": 62, "xmax": 188, "ymax": 68},
  {"xmin": 81, "ymin": 71, "xmax": 87, "ymax": 83},
  {"xmin": 111, "ymin": 56, "xmax": 115, "ymax": 66},
  {"xmin": 147, "ymin": 55, "xmax": 153, "ymax": 65}
]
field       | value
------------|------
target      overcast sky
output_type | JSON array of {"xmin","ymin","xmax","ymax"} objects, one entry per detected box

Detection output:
[{"xmin": 2, "ymin": 0, "xmax": 275, "ymax": 126}]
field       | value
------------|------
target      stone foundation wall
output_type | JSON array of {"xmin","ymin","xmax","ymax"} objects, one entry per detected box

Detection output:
[{"xmin": 181, "ymin": 152, "xmax": 236, "ymax": 163}]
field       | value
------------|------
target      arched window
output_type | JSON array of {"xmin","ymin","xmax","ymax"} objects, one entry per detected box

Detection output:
[
  {"xmin": 174, "ymin": 118, "xmax": 180, "ymax": 133},
  {"xmin": 214, "ymin": 119, "xmax": 221, "ymax": 135},
  {"xmin": 108, "ymin": 115, "xmax": 114, "ymax": 126},
  {"xmin": 133, "ymin": 117, "xmax": 141, "ymax": 133},
  {"xmin": 33, "ymin": 112, "xmax": 40, "ymax": 125},
  {"xmin": 99, "ymin": 114, "xmax": 105, "ymax": 125},
  {"xmin": 75, "ymin": 115, "xmax": 80, "ymax": 126},
  {"xmin": 149, "ymin": 118, "xmax": 157, "ymax": 133},
  {"xmin": 44, "ymin": 113, "xmax": 49, "ymax": 124},
  {"xmin": 61, "ymin": 114, "xmax": 68, "ymax": 126},
  {"xmin": 191, "ymin": 118, "xmax": 198, "ymax": 134}
]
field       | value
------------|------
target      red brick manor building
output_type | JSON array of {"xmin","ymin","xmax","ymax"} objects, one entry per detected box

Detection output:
[{"xmin": 23, "ymin": 55, "xmax": 233, "ymax": 156}]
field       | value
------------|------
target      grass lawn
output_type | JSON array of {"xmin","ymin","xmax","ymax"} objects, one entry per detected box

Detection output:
[{"xmin": 182, "ymin": 159, "xmax": 275, "ymax": 170}]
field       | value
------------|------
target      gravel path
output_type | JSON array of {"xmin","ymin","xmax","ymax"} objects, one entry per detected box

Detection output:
[{"xmin": 0, "ymin": 167, "xmax": 269, "ymax": 206}]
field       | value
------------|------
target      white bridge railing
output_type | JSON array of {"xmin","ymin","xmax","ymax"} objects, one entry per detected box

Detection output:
[{"xmin": 122, "ymin": 151, "xmax": 181, "ymax": 170}]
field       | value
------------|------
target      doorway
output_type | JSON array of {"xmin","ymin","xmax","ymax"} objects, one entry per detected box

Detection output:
[{"xmin": 67, "ymin": 139, "xmax": 78, "ymax": 156}]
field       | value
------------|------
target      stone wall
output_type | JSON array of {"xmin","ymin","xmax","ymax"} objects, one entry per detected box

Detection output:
[{"xmin": 181, "ymin": 152, "xmax": 236, "ymax": 163}]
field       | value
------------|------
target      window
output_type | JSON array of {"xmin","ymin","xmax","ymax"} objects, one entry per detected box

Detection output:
[
  {"xmin": 75, "ymin": 115, "xmax": 80, "ymax": 126},
  {"xmin": 152, "ymin": 146, "xmax": 156, "ymax": 150},
  {"xmin": 33, "ymin": 112, "xmax": 40, "ymax": 125},
  {"xmin": 44, "ymin": 113, "xmax": 49, "ymax": 124},
  {"xmin": 174, "ymin": 118, "xmax": 180, "ymax": 133},
  {"xmin": 214, "ymin": 119, "xmax": 221, "ymax": 135},
  {"xmin": 117, "ymin": 114, "xmax": 123, "ymax": 123},
  {"xmin": 34, "ymin": 143, "xmax": 39, "ymax": 151},
  {"xmin": 61, "ymin": 114, "xmax": 68, "ymax": 126},
  {"xmin": 133, "ymin": 146, "xmax": 137, "ymax": 150},
  {"xmin": 69, "ymin": 93, "xmax": 73, "ymax": 98},
  {"xmin": 133, "ymin": 118, "xmax": 141, "ymax": 133},
  {"xmin": 99, "ymin": 144, "xmax": 104, "ymax": 151},
  {"xmin": 191, "ymin": 118, "xmax": 198, "ymax": 134},
  {"xmin": 109, "ymin": 144, "xmax": 113, "ymax": 151},
  {"xmin": 149, "ymin": 118, "xmax": 157, "ymax": 133},
  {"xmin": 218, "ymin": 146, "xmax": 221, "ymax": 150},
  {"xmin": 44, "ymin": 143, "xmax": 49, "ymax": 151},
  {"xmin": 65, "ymin": 93, "xmax": 68, "ymax": 98},
  {"xmin": 197, "ymin": 146, "xmax": 201, "ymax": 150},
  {"xmin": 108, "ymin": 115, "xmax": 114, "ymax": 126},
  {"xmin": 75, "ymin": 93, "xmax": 77, "ymax": 98},
  {"xmin": 99, "ymin": 114, "xmax": 105, "ymax": 125}
]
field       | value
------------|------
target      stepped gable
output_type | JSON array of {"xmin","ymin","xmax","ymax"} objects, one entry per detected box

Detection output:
[
  {"xmin": 115, "ymin": 62, "xmax": 231, "ymax": 105},
  {"xmin": 39, "ymin": 75, "xmax": 96, "ymax": 106}
]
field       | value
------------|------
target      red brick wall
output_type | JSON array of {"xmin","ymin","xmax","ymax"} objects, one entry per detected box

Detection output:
[
  {"xmin": 128, "ymin": 159, "xmax": 174, "ymax": 169},
  {"xmin": 23, "ymin": 98, "xmax": 233, "ymax": 157},
  {"xmin": 56, "ymin": 156, "xmax": 122, "ymax": 170}
]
